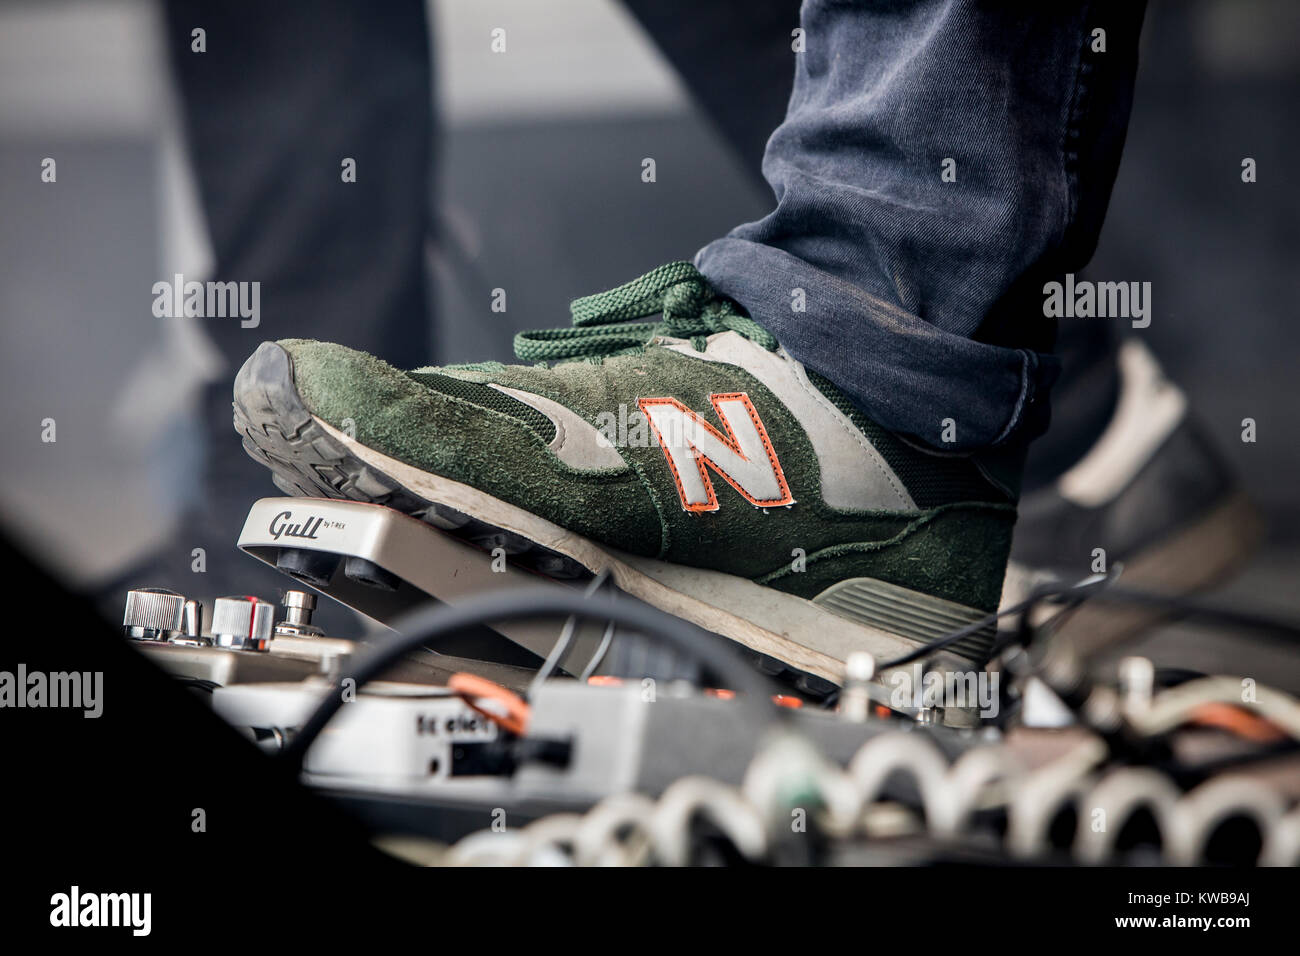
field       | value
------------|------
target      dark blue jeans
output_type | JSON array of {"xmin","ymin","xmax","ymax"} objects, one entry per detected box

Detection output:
[{"xmin": 697, "ymin": 0, "xmax": 1146, "ymax": 452}]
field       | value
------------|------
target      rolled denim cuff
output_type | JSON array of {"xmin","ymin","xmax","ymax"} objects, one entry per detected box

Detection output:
[{"xmin": 697, "ymin": 238, "xmax": 1058, "ymax": 452}]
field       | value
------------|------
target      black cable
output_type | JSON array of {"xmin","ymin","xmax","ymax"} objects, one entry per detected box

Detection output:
[
  {"xmin": 882, "ymin": 563, "xmax": 1300, "ymax": 674},
  {"xmin": 982, "ymin": 574, "xmax": 1300, "ymax": 749},
  {"xmin": 984, "ymin": 578, "xmax": 1106, "ymax": 661},
  {"xmin": 989, "ymin": 580, "xmax": 1300, "ymax": 670},
  {"xmin": 876, "ymin": 571, "xmax": 1119, "ymax": 670},
  {"xmin": 1087, "ymin": 585, "xmax": 1300, "ymax": 646},
  {"xmin": 280, "ymin": 585, "xmax": 783, "ymax": 773}
]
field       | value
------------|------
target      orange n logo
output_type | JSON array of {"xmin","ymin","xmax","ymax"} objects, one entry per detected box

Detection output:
[{"xmin": 638, "ymin": 392, "xmax": 794, "ymax": 513}]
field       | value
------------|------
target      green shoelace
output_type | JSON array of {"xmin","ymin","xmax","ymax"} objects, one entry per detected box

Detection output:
[{"xmin": 512, "ymin": 261, "xmax": 777, "ymax": 364}]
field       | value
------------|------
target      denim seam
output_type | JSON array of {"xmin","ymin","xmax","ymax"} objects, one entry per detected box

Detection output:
[
  {"xmin": 990, "ymin": 349, "xmax": 1036, "ymax": 447},
  {"xmin": 1059, "ymin": 4, "xmax": 1096, "ymax": 245}
]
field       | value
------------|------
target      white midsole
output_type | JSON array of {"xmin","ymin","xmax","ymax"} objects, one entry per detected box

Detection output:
[{"xmin": 314, "ymin": 416, "xmax": 925, "ymax": 683}]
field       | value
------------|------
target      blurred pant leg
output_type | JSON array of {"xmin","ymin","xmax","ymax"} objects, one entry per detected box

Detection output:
[
  {"xmin": 685, "ymin": 0, "xmax": 1144, "ymax": 453},
  {"xmin": 117, "ymin": 0, "xmax": 434, "ymax": 615},
  {"xmin": 164, "ymin": 0, "xmax": 433, "ymax": 365},
  {"xmin": 621, "ymin": 0, "xmax": 798, "ymax": 193}
]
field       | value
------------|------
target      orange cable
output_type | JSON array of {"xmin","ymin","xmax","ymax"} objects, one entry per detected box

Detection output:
[
  {"xmin": 447, "ymin": 672, "xmax": 531, "ymax": 736},
  {"xmin": 1186, "ymin": 702, "xmax": 1287, "ymax": 743}
]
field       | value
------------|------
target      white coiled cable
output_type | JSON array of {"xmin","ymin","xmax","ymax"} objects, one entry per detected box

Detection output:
[{"xmin": 440, "ymin": 705, "xmax": 1300, "ymax": 866}]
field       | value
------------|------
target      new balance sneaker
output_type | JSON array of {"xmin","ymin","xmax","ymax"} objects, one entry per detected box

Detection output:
[
  {"xmin": 1003, "ymin": 339, "xmax": 1260, "ymax": 654},
  {"xmin": 234, "ymin": 262, "xmax": 1020, "ymax": 683}
]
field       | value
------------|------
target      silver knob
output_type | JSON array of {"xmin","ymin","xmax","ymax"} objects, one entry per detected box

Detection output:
[
  {"xmin": 840, "ymin": 651, "xmax": 876, "ymax": 723},
  {"xmin": 211, "ymin": 596, "xmax": 275, "ymax": 652},
  {"xmin": 915, "ymin": 706, "xmax": 944, "ymax": 726},
  {"xmin": 1118, "ymin": 656, "xmax": 1155, "ymax": 715},
  {"xmin": 169, "ymin": 599, "xmax": 212, "ymax": 646},
  {"xmin": 182, "ymin": 599, "xmax": 203, "ymax": 638},
  {"xmin": 123, "ymin": 588, "xmax": 185, "ymax": 642},
  {"xmin": 275, "ymin": 589, "xmax": 324, "ymax": 637}
]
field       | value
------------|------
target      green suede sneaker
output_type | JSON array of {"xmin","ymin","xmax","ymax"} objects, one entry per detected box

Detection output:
[{"xmin": 234, "ymin": 262, "xmax": 1017, "ymax": 682}]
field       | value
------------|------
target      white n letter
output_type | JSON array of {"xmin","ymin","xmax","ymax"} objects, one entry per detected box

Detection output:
[{"xmin": 638, "ymin": 393, "xmax": 794, "ymax": 512}]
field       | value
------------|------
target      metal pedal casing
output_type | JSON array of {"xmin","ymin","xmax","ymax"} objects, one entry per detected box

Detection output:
[
  {"xmin": 237, "ymin": 496, "xmax": 611, "ymax": 674},
  {"xmin": 212, "ymin": 680, "xmax": 499, "ymax": 782}
]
